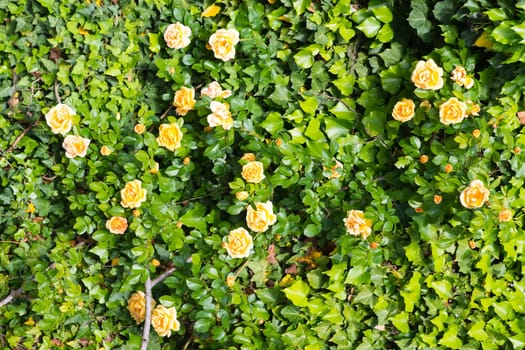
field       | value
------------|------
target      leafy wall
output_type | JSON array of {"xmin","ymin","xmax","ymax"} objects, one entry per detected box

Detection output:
[{"xmin": 2, "ymin": 0, "xmax": 525, "ymax": 349}]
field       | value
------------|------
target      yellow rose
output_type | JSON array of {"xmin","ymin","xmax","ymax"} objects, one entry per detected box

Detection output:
[
  {"xmin": 209, "ymin": 28, "xmax": 240, "ymax": 62},
  {"xmin": 241, "ymin": 161, "xmax": 265, "ymax": 183},
  {"xmin": 343, "ymin": 210, "xmax": 372, "ymax": 239},
  {"xmin": 459, "ymin": 180, "xmax": 489, "ymax": 209},
  {"xmin": 152, "ymin": 305, "xmax": 180, "ymax": 337},
  {"xmin": 134, "ymin": 123, "xmax": 146, "ymax": 134},
  {"xmin": 226, "ymin": 275, "xmax": 236, "ymax": 287},
  {"xmin": 451, "ymin": 66, "xmax": 474, "ymax": 89},
  {"xmin": 163, "ymin": 22, "xmax": 191, "ymax": 49},
  {"xmin": 241, "ymin": 153, "xmax": 256, "ymax": 161},
  {"xmin": 411, "ymin": 59, "xmax": 444, "ymax": 90},
  {"xmin": 173, "ymin": 87, "xmax": 196, "ymax": 116},
  {"xmin": 201, "ymin": 4, "xmax": 221, "ymax": 18},
  {"xmin": 157, "ymin": 123, "xmax": 183, "ymax": 151},
  {"xmin": 498, "ymin": 209, "xmax": 513, "ymax": 222},
  {"xmin": 223, "ymin": 227, "xmax": 253, "ymax": 258},
  {"xmin": 207, "ymin": 101, "xmax": 233, "ymax": 130},
  {"xmin": 62, "ymin": 135, "xmax": 90, "ymax": 159},
  {"xmin": 246, "ymin": 201, "xmax": 277, "ymax": 232},
  {"xmin": 120, "ymin": 179, "xmax": 147, "ymax": 209},
  {"xmin": 201, "ymin": 81, "xmax": 232, "ymax": 99},
  {"xmin": 127, "ymin": 291, "xmax": 155, "ymax": 324},
  {"xmin": 100, "ymin": 145, "xmax": 112, "ymax": 156},
  {"xmin": 236, "ymin": 191, "xmax": 249, "ymax": 201},
  {"xmin": 392, "ymin": 98, "xmax": 416, "ymax": 122},
  {"xmin": 105, "ymin": 216, "xmax": 128, "ymax": 234},
  {"xmin": 439, "ymin": 97, "xmax": 467, "ymax": 125},
  {"xmin": 45, "ymin": 103, "xmax": 75, "ymax": 135}
]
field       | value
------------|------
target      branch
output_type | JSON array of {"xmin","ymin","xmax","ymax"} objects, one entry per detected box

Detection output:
[
  {"xmin": 6, "ymin": 118, "xmax": 40, "ymax": 153},
  {"xmin": 54, "ymin": 80, "xmax": 62, "ymax": 104},
  {"xmin": 159, "ymin": 106, "xmax": 173, "ymax": 120},
  {"xmin": 140, "ymin": 267, "xmax": 176, "ymax": 350},
  {"xmin": 0, "ymin": 287, "xmax": 23, "ymax": 308}
]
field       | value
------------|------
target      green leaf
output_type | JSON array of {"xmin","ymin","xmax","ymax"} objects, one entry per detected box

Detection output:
[
  {"xmin": 294, "ymin": 48, "xmax": 317, "ymax": 69},
  {"xmin": 148, "ymin": 33, "xmax": 161, "ymax": 53},
  {"xmin": 408, "ymin": 0, "xmax": 432, "ymax": 41},
  {"xmin": 283, "ymin": 280, "xmax": 310, "ymax": 307},
  {"xmin": 260, "ymin": 112, "xmax": 284, "ymax": 136},
  {"xmin": 362, "ymin": 110, "xmax": 385, "ymax": 137},
  {"xmin": 439, "ymin": 325, "xmax": 463, "ymax": 349},
  {"xmin": 293, "ymin": 0, "xmax": 312, "ymax": 15},
  {"xmin": 371, "ymin": 3, "xmax": 393, "ymax": 23},
  {"xmin": 390, "ymin": 311, "xmax": 410, "ymax": 333},
  {"xmin": 468, "ymin": 321, "xmax": 489, "ymax": 342},
  {"xmin": 431, "ymin": 279, "xmax": 452, "ymax": 300},
  {"xmin": 356, "ymin": 17, "xmax": 381, "ymax": 38},
  {"xmin": 299, "ymin": 96, "xmax": 319, "ymax": 115},
  {"xmin": 325, "ymin": 118, "xmax": 348, "ymax": 140},
  {"xmin": 305, "ymin": 118, "xmax": 324, "ymax": 141},
  {"xmin": 194, "ymin": 317, "xmax": 215, "ymax": 333},
  {"xmin": 508, "ymin": 334, "xmax": 525, "ymax": 350},
  {"xmin": 333, "ymin": 75, "xmax": 355, "ymax": 96},
  {"xmin": 377, "ymin": 24, "xmax": 394, "ymax": 43},
  {"xmin": 269, "ymin": 85, "xmax": 289, "ymax": 107},
  {"xmin": 180, "ymin": 203, "xmax": 207, "ymax": 232}
]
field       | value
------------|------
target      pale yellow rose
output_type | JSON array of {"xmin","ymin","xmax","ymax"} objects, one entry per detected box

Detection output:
[
  {"xmin": 201, "ymin": 81, "xmax": 232, "ymax": 99},
  {"xmin": 100, "ymin": 145, "xmax": 112, "ymax": 156},
  {"xmin": 451, "ymin": 66, "xmax": 474, "ymax": 89},
  {"xmin": 236, "ymin": 191, "xmax": 249, "ymax": 201},
  {"xmin": 209, "ymin": 28, "xmax": 240, "ymax": 62},
  {"xmin": 223, "ymin": 227, "xmax": 253, "ymax": 258},
  {"xmin": 163, "ymin": 22, "xmax": 191, "ymax": 49},
  {"xmin": 207, "ymin": 101, "xmax": 233, "ymax": 130},
  {"xmin": 246, "ymin": 201, "xmax": 277, "ymax": 232},
  {"xmin": 152, "ymin": 305, "xmax": 180, "ymax": 337},
  {"xmin": 45, "ymin": 103, "xmax": 75, "ymax": 135},
  {"xmin": 226, "ymin": 275, "xmax": 236, "ymax": 287},
  {"xmin": 241, "ymin": 161, "xmax": 265, "ymax": 183},
  {"xmin": 411, "ymin": 59, "xmax": 444, "ymax": 90},
  {"xmin": 106, "ymin": 216, "xmax": 128, "ymax": 234},
  {"xmin": 62, "ymin": 135, "xmax": 90, "ymax": 159},
  {"xmin": 127, "ymin": 291, "xmax": 155, "ymax": 324},
  {"xmin": 459, "ymin": 180, "xmax": 489, "ymax": 209},
  {"xmin": 121, "ymin": 179, "xmax": 147, "ymax": 209},
  {"xmin": 173, "ymin": 87, "xmax": 196, "ymax": 116},
  {"xmin": 439, "ymin": 97, "xmax": 467, "ymax": 125},
  {"xmin": 392, "ymin": 98, "xmax": 416, "ymax": 122},
  {"xmin": 498, "ymin": 209, "xmax": 513, "ymax": 222},
  {"xmin": 241, "ymin": 153, "xmax": 256, "ymax": 161},
  {"xmin": 343, "ymin": 210, "xmax": 372, "ymax": 239},
  {"xmin": 134, "ymin": 123, "xmax": 146, "ymax": 134},
  {"xmin": 157, "ymin": 123, "xmax": 183, "ymax": 151}
]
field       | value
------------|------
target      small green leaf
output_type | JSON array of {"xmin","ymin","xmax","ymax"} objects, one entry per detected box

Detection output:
[
  {"xmin": 293, "ymin": 0, "xmax": 312, "ymax": 15},
  {"xmin": 283, "ymin": 280, "xmax": 310, "ymax": 307},
  {"xmin": 431, "ymin": 279, "xmax": 452, "ymax": 300},
  {"xmin": 260, "ymin": 112, "xmax": 284, "ymax": 136},
  {"xmin": 439, "ymin": 325, "xmax": 463, "ymax": 349},
  {"xmin": 299, "ymin": 96, "xmax": 319, "ymax": 115},
  {"xmin": 356, "ymin": 17, "xmax": 381, "ymax": 38},
  {"xmin": 333, "ymin": 75, "xmax": 355, "ymax": 96},
  {"xmin": 468, "ymin": 321, "xmax": 489, "ymax": 342},
  {"xmin": 391, "ymin": 312, "xmax": 410, "ymax": 333}
]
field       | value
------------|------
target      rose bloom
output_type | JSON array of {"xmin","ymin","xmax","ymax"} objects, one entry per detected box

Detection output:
[
  {"xmin": 45, "ymin": 103, "xmax": 75, "ymax": 135},
  {"xmin": 100, "ymin": 145, "xmax": 112, "ymax": 156},
  {"xmin": 392, "ymin": 98, "xmax": 415, "ymax": 122},
  {"xmin": 241, "ymin": 153, "xmax": 256, "ymax": 161},
  {"xmin": 246, "ymin": 201, "xmax": 277, "ymax": 232},
  {"xmin": 106, "ymin": 216, "xmax": 128, "ymax": 234},
  {"xmin": 324, "ymin": 160, "xmax": 343, "ymax": 179},
  {"xmin": 343, "ymin": 210, "xmax": 372, "ymax": 239},
  {"xmin": 241, "ymin": 161, "xmax": 265, "ymax": 183},
  {"xmin": 207, "ymin": 101, "xmax": 233, "ymax": 130},
  {"xmin": 226, "ymin": 275, "xmax": 236, "ymax": 287},
  {"xmin": 439, "ymin": 97, "xmax": 467, "ymax": 125},
  {"xmin": 201, "ymin": 4, "xmax": 221, "ymax": 17},
  {"xmin": 236, "ymin": 191, "xmax": 249, "ymax": 201},
  {"xmin": 223, "ymin": 227, "xmax": 253, "ymax": 258},
  {"xmin": 127, "ymin": 291, "xmax": 155, "ymax": 324},
  {"xmin": 201, "ymin": 81, "xmax": 232, "ymax": 99},
  {"xmin": 460, "ymin": 180, "xmax": 490, "ymax": 209},
  {"xmin": 152, "ymin": 305, "xmax": 180, "ymax": 337},
  {"xmin": 121, "ymin": 179, "xmax": 147, "ymax": 209},
  {"xmin": 62, "ymin": 135, "xmax": 90, "ymax": 159},
  {"xmin": 163, "ymin": 22, "xmax": 191, "ymax": 49},
  {"xmin": 498, "ymin": 209, "xmax": 513, "ymax": 222},
  {"xmin": 157, "ymin": 123, "xmax": 183, "ymax": 151},
  {"xmin": 134, "ymin": 123, "xmax": 146, "ymax": 134},
  {"xmin": 209, "ymin": 28, "xmax": 240, "ymax": 62},
  {"xmin": 433, "ymin": 195, "xmax": 442, "ymax": 205},
  {"xmin": 451, "ymin": 66, "xmax": 474, "ymax": 89},
  {"xmin": 173, "ymin": 87, "xmax": 196, "ymax": 116},
  {"xmin": 411, "ymin": 59, "xmax": 444, "ymax": 90}
]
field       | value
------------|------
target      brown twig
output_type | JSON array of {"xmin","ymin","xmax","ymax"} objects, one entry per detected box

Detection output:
[
  {"xmin": 0, "ymin": 287, "xmax": 23, "ymax": 308},
  {"xmin": 140, "ymin": 267, "xmax": 176, "ymax": 350},
  {"xmin": 6, "ymin": 118, "xmax": 40, "ymax": 153},
  {"xmin": 182, "ymin": 335, "xmax": 195, "ymax": 350},
  {"xmin": 54, "ymin": 80, "xmax": 62, "ymax": 104},
  {"xmin": 159, "ymin": 106, "xmax": 173, "ymax": 120}
]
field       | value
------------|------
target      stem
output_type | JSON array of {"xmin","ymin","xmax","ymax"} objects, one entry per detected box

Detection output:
[
  {"xmin": 54, "ymin": 80, "xmax": 62, "ymax": 104},
  {"xmin": 182, "ymin": 335, "xmax": 195, "ymax": 350},
  {"xmin": 0, "ymin": 287, "xmax": 23, "ymax": 308},
  {"xmin": 140, "ymin": 267, "xmax": 176, "ymax": 350},
  {"xmin": 6, "ymin": 118, "xmax": 40, "ymax": 153}
]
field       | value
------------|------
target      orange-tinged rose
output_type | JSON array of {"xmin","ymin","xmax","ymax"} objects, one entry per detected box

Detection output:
[
  {"xmin": 472, "ymin": 129, "xmax": 481, "ymax": 138},
  {"xmin": 173, "ymin": 87, "xmax": 196, "ymax": 116},
  {"xmin": 62, "ymin": 135, "xmax": 90, "ymax": 159},
  {"xmin": 209, "ymin": 28, "xmax": 240, "ymax": 62},
  {"xmin": 246, "ymin": 201, "xmax": 277, "ymax": 232},
  {"xmin": 121, "ymin": 179, "xmax": 147, "ymax": 209},
  {"xmin": 201, "ymin": 81, "xmax": 232, "ymax": 99},
  {"xmin": 134, "ymin": 123, "xmax": 146, "ymax": 134},
  {"xmin": 498, "ymin": 209, "xmax": 513, "ymax": 222},
  {"xmin": 223, "ymin": 227, "xmax": 253, "ymax": 258},
  {"xmin": 460, "ymin": 180, "xmax": 489, "ymax": 209},
  {"xmin": 439, "ymin": 97, "xmax": 467, "ymax": 125},
  {"xmin": 163, "ymin": 22, "xmax": 191, "ymax": 49},
  {"xmin": 433, "ymin": 195, "xmax": 442, "ymax": 205},
  {"xmin": 324, "ymin": 160, "xmax": 343, "ymax": 179},
  {"xmin": 157, "ymin": 123, "xmax": 183, "ymax": 151},
  {"xmin": 392, "ymin": 98, "xmax": 415, "ymax": 122},
  {"xmin": 106, "ymin": 216, "xmax": 128, "ymax": 234},
  {"xmin": 241, "ymin": 153, "xmax": 256, "ymax": 161},
  {"xmin": 420, "ymin": 155, "xmax": 429, "ymax": 164},
  {"xmin": 152, "ymin": 305, "xmax": 180, "ymax": 337},
  {"xmin": 100, "ymin": 145, "xmax": 112, "ymax": 156},
  {"xmin": 343, "ymin": 210, "xmax": 372, "ymax": 239},
  {"xmin": 201, "ymin": 4, "xmax": 221, "ymax": 17},
  {"xmin": 411, "ymin": 59, "xmax": 444, "ymax": 90},
  {"xmin": 128, "ymin": 291, "xmax": 155, "ymax": 324},
  {"xmin": 241, "ymin": 161, "xmax": 265, "ymax": 183},
  {"xmin": 207, "ymin": 101, "xmax": 233, "ymax": 130},
  {"xmin": 444, "ymin": 164, "xmax": 453, "ymax": 173},
  {"xmin": 45, "ymin": 103, "xmax": 75, "ymax": 135}
]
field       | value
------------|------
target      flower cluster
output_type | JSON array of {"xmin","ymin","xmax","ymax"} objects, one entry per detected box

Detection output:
[{"xmin": 127, "ymin": 292, "xmax": 180, "ymax": 337}]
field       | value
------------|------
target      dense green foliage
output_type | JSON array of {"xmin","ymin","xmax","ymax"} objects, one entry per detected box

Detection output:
[{"xmin": 2, "ymin": 0, "xmax": 525, "ymax": 349}]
